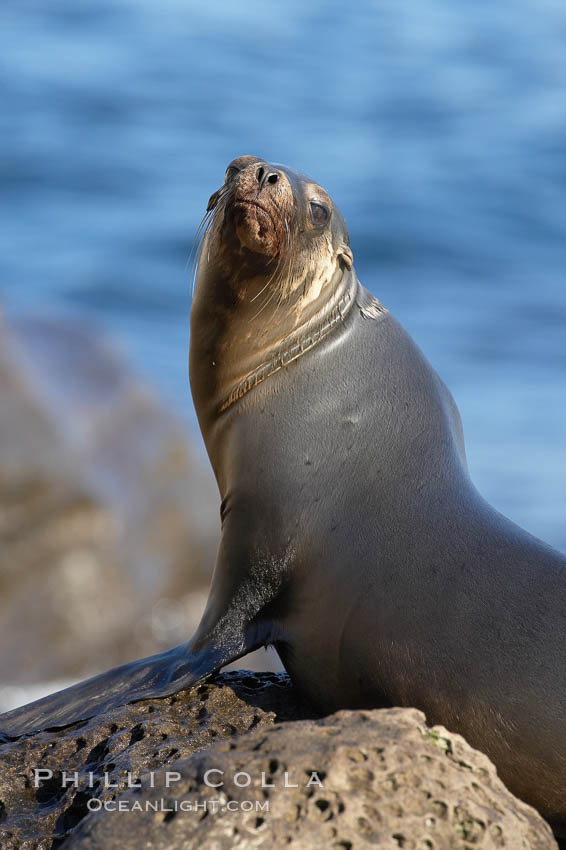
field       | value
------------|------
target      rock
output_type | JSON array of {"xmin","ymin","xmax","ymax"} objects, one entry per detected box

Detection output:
[
  {"xmin": 0, "ymin": 672, "xmax": 556, "ymax": 849},
  {"xmin": 0, "ymin": 311, "xmax": 219, "ymax": 692},
  {"xmin": 0, "ymin": 671, "xmax": 307, "ymax": 849}
]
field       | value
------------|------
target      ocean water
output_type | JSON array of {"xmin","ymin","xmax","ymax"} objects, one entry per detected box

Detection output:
[{"xmin": 1, "ymin": 0, "xmax": 565, "ymax": 552}]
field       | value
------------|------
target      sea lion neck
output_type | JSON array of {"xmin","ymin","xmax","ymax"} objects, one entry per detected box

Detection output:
[{"xmin": 189, "ymin": 263, "xmax": 358, "ymax": 451}]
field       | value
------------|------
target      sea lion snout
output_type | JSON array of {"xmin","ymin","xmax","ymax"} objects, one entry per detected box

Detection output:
[{"xmin": 227, "ymin": 161, "xmax": 290, "ymax": 258}]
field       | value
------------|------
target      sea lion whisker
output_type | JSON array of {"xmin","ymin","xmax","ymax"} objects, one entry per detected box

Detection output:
[
  {"xmin": 250, "ymin": 263, "xmax": 285, "ymax": 320},
  {"xmin": 186, "ymin": 210, "xmax": 212, "ymax": 274},
  {"xmin": 249, "ymin": 258, "xmax": 282, "ymax": 304},
  {"xmin": 248, "ymin": 226, "xmax": 292, "ymax": 317},
  {"xmin": 189, "ymin": 188, "xmax": 233, "ymax": 295},
  {"xmin": 188, "ymin": 211, "xmax": 214, "ymax": 299},
  {"xmin": 263, "ymin": 218, "xmax": 293, "ymax": 307}
]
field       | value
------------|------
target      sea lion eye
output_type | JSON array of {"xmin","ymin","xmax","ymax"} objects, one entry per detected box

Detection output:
[{"xmin": 310, "ymin": 201, "xmax": 330, "ymax": 226}]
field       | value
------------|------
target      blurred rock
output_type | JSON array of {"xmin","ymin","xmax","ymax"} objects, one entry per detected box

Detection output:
[
  {"xmin": 0, "ymin": 672, "xmax": 556, "ymax": 849},
  {"xmin": 0, "ymin": 311, "xmax": 219, "ymax": 688}
]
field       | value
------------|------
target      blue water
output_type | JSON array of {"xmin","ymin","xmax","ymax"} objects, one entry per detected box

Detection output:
[{"xmin": 1, "ymin": 0, "xmax": 565, "ymax": 550}]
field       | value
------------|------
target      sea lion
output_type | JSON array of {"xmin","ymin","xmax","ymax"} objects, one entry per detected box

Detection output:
[{"xmin": 2, "ymin": 156, "xmax": 566, "ymax": 832}]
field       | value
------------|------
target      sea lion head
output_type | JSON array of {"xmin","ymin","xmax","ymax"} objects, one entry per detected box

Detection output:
[{"xmin": 198, "ymin": 155, "xmax": 354, "ymax": 305}]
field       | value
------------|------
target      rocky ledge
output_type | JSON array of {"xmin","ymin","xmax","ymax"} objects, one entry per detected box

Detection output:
[{"xmin": 0, "ymin": 671, "xmax": 557, "ymax": 849}]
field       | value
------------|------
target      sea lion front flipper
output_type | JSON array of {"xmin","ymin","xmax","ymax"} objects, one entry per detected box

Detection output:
[
  {"xmin": 0, "ymin": 642, "xmax": 201, "ymax": 739},
  {"xmin": 0, "ymin": 627, "xmax": 255, "ymax": 740}
]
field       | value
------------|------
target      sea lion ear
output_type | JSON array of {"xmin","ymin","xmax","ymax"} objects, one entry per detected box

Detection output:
[{"xmin": 338, "ymin": 245, "xmax": 353, "ymax": 270}]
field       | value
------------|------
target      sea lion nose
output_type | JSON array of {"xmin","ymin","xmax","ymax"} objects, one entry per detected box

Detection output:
[{"xmin": 256, "ymin": 165, "xmax": 280, "ymax": 189}]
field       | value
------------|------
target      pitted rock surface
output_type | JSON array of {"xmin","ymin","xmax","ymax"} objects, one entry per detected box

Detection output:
[
  {"xmin": 60, "ymin": 704, "xmax": 556, "ymax": 849},
  {"xmin": 0, "ymin": 671, "xmax": 306, "ymax": 850}
]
